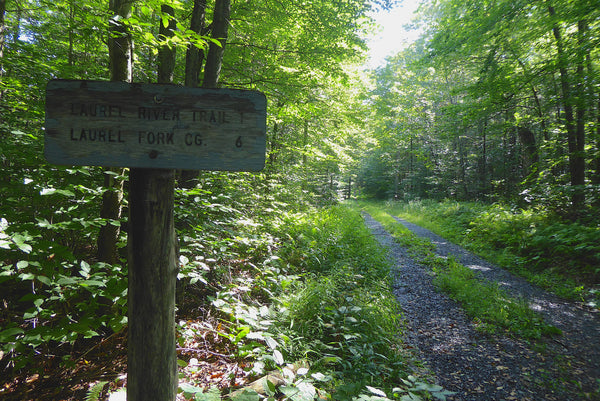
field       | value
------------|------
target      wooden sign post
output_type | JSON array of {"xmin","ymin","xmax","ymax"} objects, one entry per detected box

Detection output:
[{"xmin": 45, "ymin": 79, "xmax": 267, "ymax": 400}]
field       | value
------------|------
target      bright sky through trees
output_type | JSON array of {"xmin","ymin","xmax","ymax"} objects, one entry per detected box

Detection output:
[{"xmin": 366, "ymin": 0, "xmax": 423, "ymax": 68}]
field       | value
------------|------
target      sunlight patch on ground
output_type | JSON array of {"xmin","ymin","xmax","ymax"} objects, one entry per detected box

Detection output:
[
  {"xmin": 108, "ymin": 389, "xmax": 126, "ymax": 401},
  {"xmin": 465, "ymin": 264, "xmax": 491, "ymax": 272}
]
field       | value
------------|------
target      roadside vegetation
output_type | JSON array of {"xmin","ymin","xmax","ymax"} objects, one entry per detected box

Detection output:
[
  {"xmin": 1, "ymin": 171, "xmax": 453, "ymax": 400},
  {"xmin": 381, "ymin": 200, "xmax": 600, "ymax": 308},
  {"xmin": 358, "ymin": 202, "xmax": 562, "ymax": 341}
]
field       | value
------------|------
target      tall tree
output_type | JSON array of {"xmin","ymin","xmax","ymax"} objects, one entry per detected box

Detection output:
[
  {"xmin": 97, "ymin": 0, "xmax": 133, "ymax": 264},
  {"xmin": 0, "ymin": 0, "xmax": 6, "ymax": 103},
  {"xmin": 548, "ymin": 3, "xmax": 586, "ymax": 211}
]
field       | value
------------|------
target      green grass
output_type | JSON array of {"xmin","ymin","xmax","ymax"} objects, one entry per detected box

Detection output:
[{"xmin": 358, "ymin": 201, "xmax": 561, "ymax": 340}]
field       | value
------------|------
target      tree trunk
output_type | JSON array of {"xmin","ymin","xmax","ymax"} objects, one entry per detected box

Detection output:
[
  {"xmin": 269, "ymin": 121, "xmax": 279, "ymax": 166},
  {"xmin": 479, "ymin": 120, "xmax": 488, "ymax": 197},
  {"xmin": 185, "ymin": 0, "xmax": 207, "ymax": 88},
  {"xmin": 302, "ymin": 119, "xmax": 308, "ymax": 165},
  {"xmin": 108, "ymin": 0, "xmax": 133, "ymax": 82},
  {"xmin": 0, "ymin": 0, "xmax": 6, "ymax": 103},
  {"xmin": 517, "ymin": 126, "xmax": 539, "ymax": 177},
  {"xmin": 548, "ymin": 4, "xmax": 585, "ymax": 212},
  {"xmin": 584, "ymin": 34, "xmax": 600, "ymax": 206},
  {"xmin": 157, "ymin": 5, "xmax": 176, "ymax": 84},
  {"xmin": 347, "ymin": 176, "xmax": 352, "ymax": 199},
  {"xmin": 179, "ymin": 0, "xmax": 208, "ymax": 189},
  {"xmin": 594, "ymin": 96, "xmax": 600, "ymax": 207},
  {"xmin": 68, "ymin": 0, "xmax": 74, "ymax": 67},
  {"xmin": 202, "ymin": 0, "xmax": 230, "ymax": 88},
  {"xmin": 98, "ymin": 0, "xmax": 133, "ymax": 264},
  {"xmin": 127, "ymin": 4, "xmax": 178, "ymax": 401},
  {"xmin": 573, "ymin": 19, "xmax": 587, "ymax": 205}
]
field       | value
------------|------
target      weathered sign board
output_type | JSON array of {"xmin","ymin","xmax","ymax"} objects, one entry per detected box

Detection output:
[{"xmin": 45, "ymin": 79, "xmax": 267, "ymax": 171}]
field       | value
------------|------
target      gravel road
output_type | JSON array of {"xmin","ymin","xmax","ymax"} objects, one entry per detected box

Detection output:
[{"xmin": 362, "ymin": 213, "xmax": 600, "ymax": 401}]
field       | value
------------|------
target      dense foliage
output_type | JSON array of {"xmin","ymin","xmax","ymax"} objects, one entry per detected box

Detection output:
[{"xmin": 356, "ymin": 0, "xmax": 600, "ymax": 221}]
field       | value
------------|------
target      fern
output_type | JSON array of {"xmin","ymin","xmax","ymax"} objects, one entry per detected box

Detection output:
[{"xmin": 85, "ymin": 381, "xmax": 109, "ymax": 401}]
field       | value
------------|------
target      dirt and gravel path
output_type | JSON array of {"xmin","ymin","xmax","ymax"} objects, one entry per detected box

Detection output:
[{"xmin": 362, "ymin": 213, "xmax": 600, "ymax": 401}]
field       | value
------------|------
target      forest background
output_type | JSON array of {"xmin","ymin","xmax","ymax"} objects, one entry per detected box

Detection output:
[{"xmin": 0, "ymin": 0, "xmax": 599, "ymax": 399}]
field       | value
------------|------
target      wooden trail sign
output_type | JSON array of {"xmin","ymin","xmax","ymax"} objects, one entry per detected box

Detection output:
[
  {"xmin": 44, "ymin": 79, "xmax": 267, "ymax": 401},
  {"xmin": 45, "ymin": 79, "xmax": 267, "ymax": 171}
]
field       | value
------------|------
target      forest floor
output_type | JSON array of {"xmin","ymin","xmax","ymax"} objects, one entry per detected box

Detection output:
[{"xmin": 363, "ymin": 213, "xmax": 600, "ymax": 401}]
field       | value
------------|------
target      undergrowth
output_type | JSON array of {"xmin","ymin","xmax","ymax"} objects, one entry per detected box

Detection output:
[
  {"xmin": 201, "ymin": 205, "xmax": 453, "ymax": 401},
  {"xmin": 1, "ymin": 155, "xmax": 454, "ymax": 400}
]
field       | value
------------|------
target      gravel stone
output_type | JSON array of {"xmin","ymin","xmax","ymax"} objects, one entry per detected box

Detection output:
[{"xmin": 363, "ymin": 213, "xmax": 600, "ymax": 401}]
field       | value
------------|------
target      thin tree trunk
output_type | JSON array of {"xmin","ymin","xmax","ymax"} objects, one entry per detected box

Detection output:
[
  {"xmin": 0, "ymin": 0, "xmax": 6, "ymax": 104},
  {"xmin": 302, "ymin": 119, "xmax": 308, "ymax": 165},
  {"xmin": 574, "ymin": 19, "xmax": 587, "ymax": 204},
  {"xmin": 202, "ymin": 0, "xmax": 230, "ymax": 88},
  {"xmin": 585, "ymin": 30, "xmax": 600, "ymax": 206},
  {"xmin": 594, "ymin": 96, "xmax": 600, "ymax": 207},
  {"xmin": 68, "ymin": 1, "xmax": 74, "ymax": 67},
  {"xmin": 185, "ymin": 0, "xmax": 207, "ymax": 88},
  {"xmin": 157, "ymin": 5, "xmax": 176, "ymax": 84},
  {"xmin": 269, "ymin": 121, "xmax": 279, "ymax": 166},
  {"xmin": 97, "ymin": 0, "xmax": 133, "ymax": 264},
  {"xmin": 479, "ymin": 120, "xmax": 488, "ymax": 197},
  {"xmin": 179, "ymin": 0, "xmax": 208, "ymax": 189},
  {"xmin": 127, "ymin": 4, "xmax": 178, "ymax": 401},
  {"xmin": 348, "ymin": 176, "xmax": 352, "ymax": 199}
]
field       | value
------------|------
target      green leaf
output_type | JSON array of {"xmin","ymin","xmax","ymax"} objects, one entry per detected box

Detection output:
[
  {"xmin": 80, "ymin": 280, "xmax": 106, "ymax": 288},
  {"xmin": 19, "ymin": 272, "xmax": 35, "ymax": 281},
  {"xmin": 40, "ymin": 188, "xmax": 75, "ymax": 197},
  {"xmin": 195, "ymin": 387, "xmax": 221, "ymax": 401},
  {"xmin": 273, "ymin": 349, "xmax": 284, "ymax": 365},
  {"xmin": 0, "ymin": 327, "xmax": 25, "ymax": 341},
  {"xmin": 23, "ymin": 310, "xmax": 39, "ymax": 319},
  {"xmin": 400, "ymin": 394, "xmax": 422, "ymax": 401},
  {"xmin": 57, "ymin": 277, "xmax": 78, "ymax": 285},
  {"xmin": 12, "ymin": 235, "xmax": 32, "ymax": 254},
  {"xmin": 36, "ymin": 275, "xmax": 52, "ymax": 286},
  {"xmin": 366, "ymin": 386, "xmax": 387, "ymax": 397},
  {"xmin": 17, "ymin": 243, "xmax": 32, "ymax": 254},
  {"xmin": 230, "ymin": 389, "xmax": 260, "ymax": 401},
  {"xmin": 161, "ymin": 14, "xmax": 170, "ymax": 29},
  {"xmin": 280, "ymin": 382, "xmax": 316, "ymax": 401},
  {"xmin": 179, "ymin": 382, "xmax": 203, "ymax": 395}
]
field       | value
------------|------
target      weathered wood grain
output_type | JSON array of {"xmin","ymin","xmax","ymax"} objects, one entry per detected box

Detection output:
[{"xmin": 44, "ymin": 80, "xmax": 267, "ymax": 171}]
